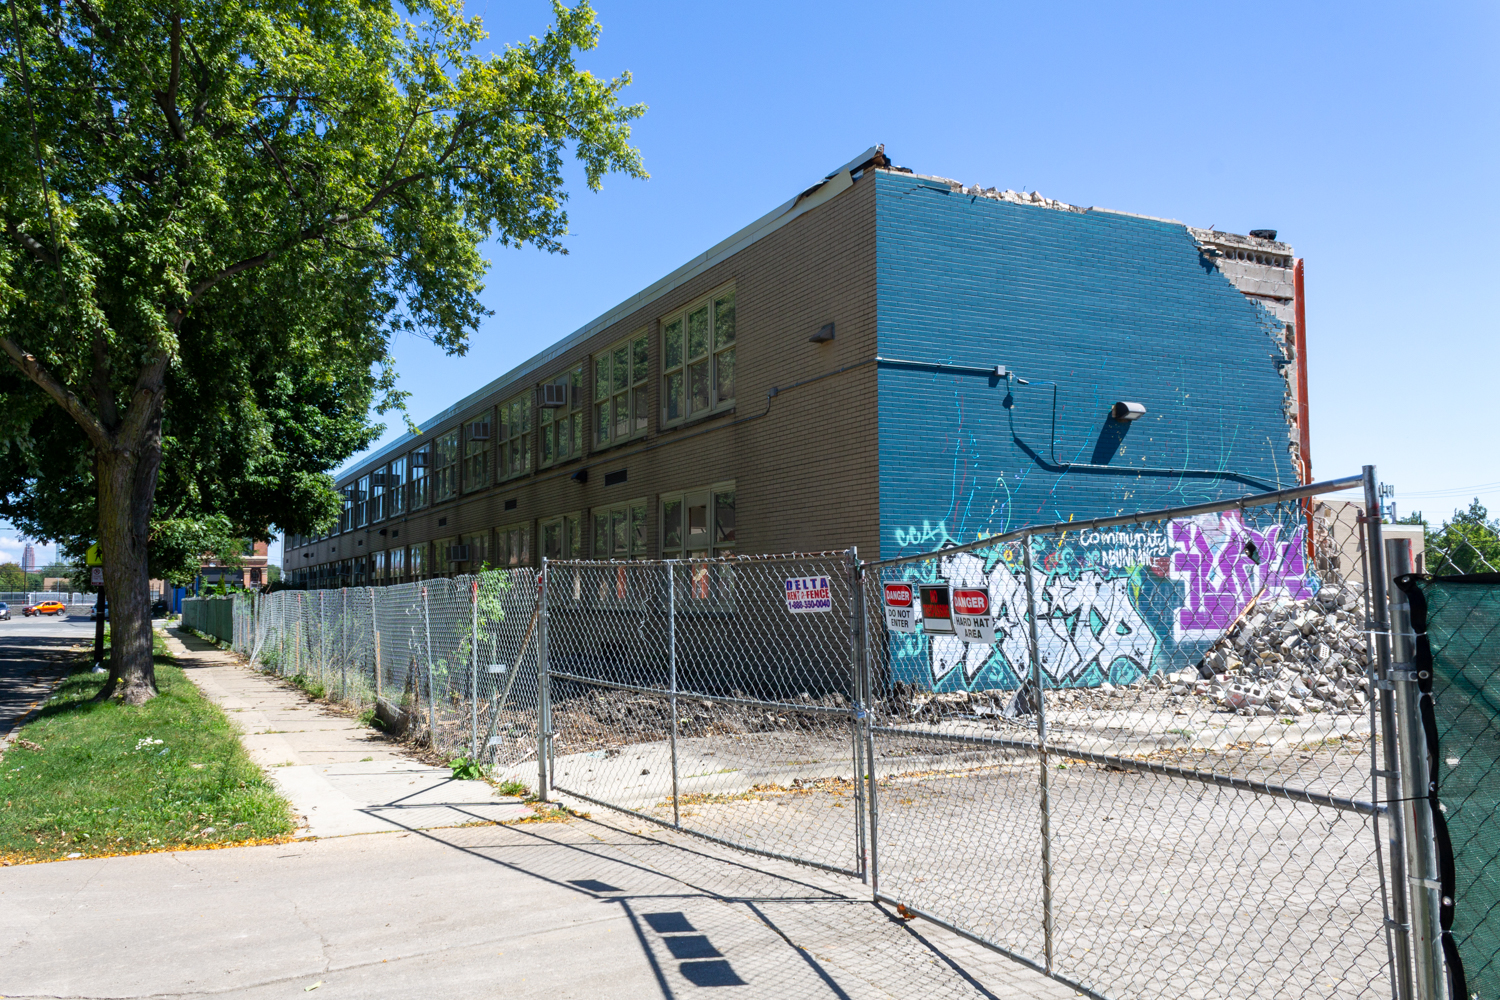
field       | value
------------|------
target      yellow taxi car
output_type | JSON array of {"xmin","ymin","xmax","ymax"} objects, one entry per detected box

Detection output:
[{"xmin": 23, "ymin": 600, "xmax": 66, "ymax": 617}]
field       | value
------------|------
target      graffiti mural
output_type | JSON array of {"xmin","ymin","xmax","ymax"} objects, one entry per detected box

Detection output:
[
  {"xmin": 1167, "ymin": 511, "xmax": 1311, "ymax": 642},
  {"xmin": 887, "ymin": 510, "xmax": 1315, "ymax": 691}
]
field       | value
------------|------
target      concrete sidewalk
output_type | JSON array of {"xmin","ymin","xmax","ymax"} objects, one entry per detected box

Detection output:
[
  {"xmin": 161, "ymin": 627, "xmax": 531, "ymax": 836},
  {"xmin": 0, "ymin": 814, "xmax": 1080, "ymax": 1000}
]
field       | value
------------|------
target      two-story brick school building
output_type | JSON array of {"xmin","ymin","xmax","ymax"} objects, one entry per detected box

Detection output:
[{"xmin": 285, "ymin": 145, "xmax": 1307, "ymax": 588}]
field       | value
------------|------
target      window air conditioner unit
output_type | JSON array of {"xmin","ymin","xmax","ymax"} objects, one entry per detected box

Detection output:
[
  {"xmin": 468, "ymin": 421, "xmax": 491, "ymax": 440},
  {"xmin": 449, "ymin": 544, "xmax": 470, "ymax": 563},
  {"xmin": 540, "ymin": 382, "xmax": 568, "ymax": 408}
]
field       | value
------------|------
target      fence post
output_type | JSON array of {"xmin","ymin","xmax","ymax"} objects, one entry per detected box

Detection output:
[
  {"xmin": 340, "ymin": 588, "xmax": 348, "ymax": 702},
  {"xmin": 1021, "ymin": 533, "xmax": 1055, "ymax": 975},
  {"xmin": 470, "ymin": 578, "xmax": 479, "ymax": 761},
  {"xmin": 537, "ymin": 562, "xmax": 551, "ymax": 802},
  {"xmin": 422, "ymin": 585, "xmax": 436, "ymax": 749},
  {"xmin": 1367, "ymin": 467, "xmax": 1442, "ymax": 1000},
  {"xmin": 668, "ymin": 560, "xmax": 680, "ymax": 828},
  {"xmin": 846, "ymin": 547, "xmax": 868, "ymax": 883},
  {"xmin": 371, "ymin": 589, "xmax": 381, "ymax": 702}
]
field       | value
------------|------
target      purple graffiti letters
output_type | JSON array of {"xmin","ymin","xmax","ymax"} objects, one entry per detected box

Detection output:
[{"xmin": 1168, "ymin": 512, "xmax": 1311, "ymax": 641}]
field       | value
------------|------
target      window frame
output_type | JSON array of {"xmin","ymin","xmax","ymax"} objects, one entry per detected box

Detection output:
[
  {"xmin": 355, "ymin": 476, "xmax": 370, "ymax": 528},
  {"xmin": 409, "ymin": 445, "xmax": 431, "ymax": 510},
  {"xmin": 432, "ymin": 429, "xmax": 460, "ymax": 503},
  {"xmin": 539, "ymin": 367, "xmax": 584, "ymax": 468},
  {"xmin": 499, "ymin": 391, "xmax": 533, "ymax": 482},
  {"xmin": 594, "ymin": 330, "xmax": 650, "ymax": 449},
  {"xmin": 540, "ymin": 512, "xmax": 583, "ymax": 560},
  {"xmin": 387, "ymin": 456, "xmax": 407, "ymax": 518},
  {"xmin": 496, "ymin": 521, "xmax": 532, "ymax": 568},
  {"xmin": 592, "ymin": 498, "xmax": 649, "ymax": 560},
  {"xmin": 661, "ymin": 287, "xmax": 735, "ymax": 428},
  {"xmin": 463, "ymin": 410, "xmax": 494, "ymax": 493}
]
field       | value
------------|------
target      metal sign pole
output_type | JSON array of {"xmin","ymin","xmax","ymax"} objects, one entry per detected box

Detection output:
[
  {"xmin": 1021, "ymin": 533, "xmax": 1055, "ymax": 974},
  {"xmin": 537, "ymin": 562, "xmax": 552, "ymax": 802}
]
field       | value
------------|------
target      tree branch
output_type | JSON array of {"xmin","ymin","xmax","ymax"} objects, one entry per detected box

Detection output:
[
  {"xmin": 152, "ymin": 13, "xmax": 185, "ymax": 141},
  {"xmin": 0, "ymin": 335, "xmax": 110, "ymax": 448},
  {"xmin": 4, "ymin": 219, "xmax": 57, "ymax": 265}
]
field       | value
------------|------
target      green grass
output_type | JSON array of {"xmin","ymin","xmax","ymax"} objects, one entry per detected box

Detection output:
[
  {"xmin": 0, "ymin": 633, "xmax": 296, "ymax": 864},
  {"xmin": 496, "ymin": 779, "xmax": 530, "ymax": 798},
  {"xmin": 288, "ymin": 673, "xmax": 326, "ymax": 700}
]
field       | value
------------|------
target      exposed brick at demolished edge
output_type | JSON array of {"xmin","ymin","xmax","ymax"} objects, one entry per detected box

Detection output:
[{"xmin": 285, "ymin": 146, "xmax": 1306, "ymax": 693}]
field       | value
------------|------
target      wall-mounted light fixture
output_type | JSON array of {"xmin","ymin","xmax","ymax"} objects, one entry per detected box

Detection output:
[
  {"xmin": 572, "ymin": 468, "xmax": 589, "ymax": 484},
  {"xmin": 1110, "ymin": 401, "xmax": 1147, "ymax": 422},
  {"xmin": 809, "ymin": 323, "xmax": 835, "ymax": 344}
]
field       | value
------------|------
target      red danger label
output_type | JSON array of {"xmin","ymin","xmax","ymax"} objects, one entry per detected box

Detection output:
[
  {"xmin": 884, "ymin": 583, "xmax": 914, "ymax": 608},
  {"xmin": 953, "ymin": 589, "xmax": 990, "ymax": 615}
]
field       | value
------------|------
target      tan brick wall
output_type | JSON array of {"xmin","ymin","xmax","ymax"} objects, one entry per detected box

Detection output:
[{"xmin": 288, "ymin": 172, "xmax": 878, "ymax": 579}]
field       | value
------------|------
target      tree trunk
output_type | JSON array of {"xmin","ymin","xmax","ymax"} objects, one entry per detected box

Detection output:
[{"xmin": 95, "ymin": 405, "xmax": 165, "ymax": 705}]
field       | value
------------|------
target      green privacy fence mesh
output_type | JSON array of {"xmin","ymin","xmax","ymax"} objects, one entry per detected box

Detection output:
[{"xmin": 1400, "ymin": 573, "xmax": 1500, "ymax": 1000}]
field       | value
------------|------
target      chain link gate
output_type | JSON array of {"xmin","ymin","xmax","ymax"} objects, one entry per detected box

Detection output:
[
  {"xmin": 539, "ymin": 551, "xmax": 869, "ymax": 878},
  {"xmin": 859, "ymin": 474, "xmax": 1404, "ymax": 1000}
]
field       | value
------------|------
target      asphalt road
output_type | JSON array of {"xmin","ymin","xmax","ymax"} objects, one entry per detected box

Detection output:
[{"xmin": 0, "ymin": 614, "xmax": 96, "ymax": 737}]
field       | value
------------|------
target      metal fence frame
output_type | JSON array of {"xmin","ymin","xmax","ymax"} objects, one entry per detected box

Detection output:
[{"xmin": 211, "ymin": 467, "xmax": 1458, "ymax": 1000}]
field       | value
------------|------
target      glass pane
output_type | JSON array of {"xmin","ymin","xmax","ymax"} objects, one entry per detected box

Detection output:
[
  {"xmin": 520, "ymin": 527, "xmax": 530, "ymax": 566},
  {"xmin": 690, "ymin": 362, "xmax": 710, "ymax": 414},
  {"xmin": 595, "ymin": 356, "xmax": 608, "ymax": 401},
  {"xmin": 631, "ymin": 503, "xmax": 646, "ymax": 556},
  {"xmin": 632, "ymin": 336, "xmax": 648, "ymax": 385},
  {"xmin": 663, "ymin": 498, "xmax": 682, "ymax": 551},
  {"xmin": 543, "ymin": 522, "xmax": 560, "ymax": 560},
  {"xmin": 559, "ymin": 414, "xmax": 572, "ymax": 458},
  {"xmin": 612, "ymin": 346, "xmax": 629, "ymax": 391},
  {"xmin": 716, "ymin": 348, "xmax": 734, "ymax": 404},
  {"xmin": 596, "ymin": 402, "xmax": 609, "ymax": 445},
  {"xmin": 664, "ymin": 319, "xmax": 682, "ymax": 369},
  {"xmin": 688, "ymin": 502, "xmax": 708, "ymax": 546},
  {"xmin": 686, "ymin": 306, "xmax": 709, "ymax": 360},
  {"xmin": 614, "ymin": 393, "xmax": 629, "ymax": 440},
  {"xmin": 666, "ymin": 372, "xmax": 682, "ymax": 421},
  {"xmin": 541, "ymin": 425, "xmax": 554, "ymax": 465},
  {"xmin": 594, "ymin": 514, "xmax": 608, "ymax": 557},
  {"xmin": 571, "ymin": 416, "xmax": 581, "ymax": 456},
  {"xmin": 714, "ymin": 292, "xmax": 735, "ymax": 349},
  {"xmin": 611, "ymin": 508, "xmax": 627, "ymax": 556},
  {"xmin": 522, "ymin": 437, "xmax": 530, "ymax": 470},
  {"xmin": 715, "ymin": 490, "xmax": 736, "ymax": 545},
  {"xmin": 540, "ymin": 401, "xmax": 554, "ymax": 426},
  {"xmin": 633, "ymin": 387, "xmax": 648, "ymax": 434}
]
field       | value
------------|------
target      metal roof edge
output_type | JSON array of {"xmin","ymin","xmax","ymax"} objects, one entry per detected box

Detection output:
[{"xmin": 336, "ymin": 147, "xmax": 879, "ymax": 483}]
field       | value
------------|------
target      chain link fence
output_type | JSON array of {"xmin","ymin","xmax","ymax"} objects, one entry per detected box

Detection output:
[
  {"xmin": 198, "ymin": 470, "xmax": 1477, "ymax": 1000},
  {"xmin": 861, "ymin": 476, "xmax": 1396, "ymax": 1000},
  {"xmin": 542, "ymin": 553, "xmax": 867, "ymax": 878},
  {"xmin": 222, "ymin": 573, "xmax": 542, "ymax": 774}
]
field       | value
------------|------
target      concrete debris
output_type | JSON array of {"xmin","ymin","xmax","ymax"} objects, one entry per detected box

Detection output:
[
  {"xmin": 962, "ymin": 183, "xmax": 1085, "ymax": 213},
  {"xmin": 1195, "ymin": 587, "xmax": 1370, "ymax": 717}
]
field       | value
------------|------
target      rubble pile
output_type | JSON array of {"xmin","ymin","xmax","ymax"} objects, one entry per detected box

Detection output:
[{"xmin": 1181, "ymin": 586, "xmax": 1370, "ymax": 717}]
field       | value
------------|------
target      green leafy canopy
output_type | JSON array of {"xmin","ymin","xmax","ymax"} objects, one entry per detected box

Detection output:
[{"xmin": 0, "ymin": 0, "xmax": 646, "ymax": 559}]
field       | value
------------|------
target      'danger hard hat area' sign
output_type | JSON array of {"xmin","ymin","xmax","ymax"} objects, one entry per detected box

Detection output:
[{"xmin": 952, "ymin": 587, "xmax": 996, "ymax": 645}]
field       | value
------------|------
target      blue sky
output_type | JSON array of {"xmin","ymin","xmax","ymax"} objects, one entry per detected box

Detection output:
[{"xmin": 5, "ymin": 0, "xmax": 1496, "ymax": 569}]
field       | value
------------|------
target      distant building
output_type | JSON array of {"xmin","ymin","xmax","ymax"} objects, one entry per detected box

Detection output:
[{"xmin": 196, "ymin": 541, "xmax": 270, "ymax": 592}]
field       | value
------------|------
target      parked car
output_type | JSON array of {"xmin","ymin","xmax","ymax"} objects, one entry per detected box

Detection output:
[
  {"xmin": 0, "ymin": 602, "xmax": 10, "ymax": 620},
  {"xmin": 23, "ymin": 601, "xmax": 66, "ymax": 617},
  {"xmin": 151, "ymin": 599, "xmax": 168, "ymax": 617},
  {"xmin": 89, "ymin": 604, "xmax": 110, "ymax": 621}
]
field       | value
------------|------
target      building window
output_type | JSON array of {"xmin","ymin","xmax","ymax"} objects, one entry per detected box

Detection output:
[
  {"xmin": 355, "ymin": 475, "xmax": 370, "ymax": 528},
  {"xmin": 433, "ymin": 430, "xmax": 460, "ymax": 503},
  {"xmin": 500, "ymin": 392, "xmax": 532, "ymax": 481},
  {"xmin": 388, "ymin": 546, "xmax": 405, "ymax": 582},
  {"xmin": 387, "ymin": 456, "xmax": 406, "ymax": 518},
  {"xmin": 372, "ymin": 550, "xmax": 386, "ymax": 583},
  {"xmin": 540, "ymin": 368, "xmax": 583, "ymax": 468},
  {"xmin": 540, "ymin": 513, "xmax": 582, "ymax": 560},
  {"xmin": 461, "ymin": 531, "xmax": 489, "ymax": 570},
  {"xmin": 369, "ymin": 468, "xmax": 386, "ymax": 522},
  {"xmin": 497, "ymin": 522, "xmax": 531, "ymax": 567},
  {"xmin": 661, "ymin": 484, "xmax": 735, "ymax": 559},
  {"xmin": 409, "ymin": 542, "xmax": 428, "ymax": 579},
  {"xmin": 662, "ymin": 289, "xmax": 735, "ymax": 425},
  {"xmin": 593, "ymin": 499, "xmax": 648, "ymax": 559},
  {"xmin": 464, "ymin": 411, "xmax": 493, "ymax": 492},
  {"xmin": 433, "ymin": 536, "xmax": 459, "ymax": 577},
  {"xmin": 409, "ymin": 445, "xmax": 431, "ymax": 510},
  {"xmin": 595, "ymin": 332, "xmax": 648, "ymax": 448}
]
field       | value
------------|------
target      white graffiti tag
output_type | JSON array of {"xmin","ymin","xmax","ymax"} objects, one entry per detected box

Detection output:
[{"xmin": 927, "ymin": 549, "xmax": 1158, "ymax": 686}]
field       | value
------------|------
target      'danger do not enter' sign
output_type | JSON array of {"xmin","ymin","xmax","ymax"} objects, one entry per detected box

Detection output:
[{"xmin": 883, "ymin": 583, "xmax": 916, "ymax": 633}]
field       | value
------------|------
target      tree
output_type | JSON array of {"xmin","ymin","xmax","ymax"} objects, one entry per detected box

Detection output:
[
  {"xmin": 0, "ymin": 0, "xmax": 645, "ymax": 702},
  {"xmin": 1426, "ymin": 500, "xmax": 1500, "ymax": 575}
]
